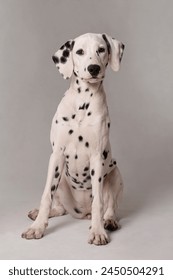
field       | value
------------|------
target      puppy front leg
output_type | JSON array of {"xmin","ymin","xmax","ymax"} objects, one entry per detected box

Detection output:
[
  {"xmin": 22, "ymin": 150, "xmax": 64, "ymax": 239},
  {"xmin": 88, "ymin": 156, "xmax": 109, "ymax": 245}
]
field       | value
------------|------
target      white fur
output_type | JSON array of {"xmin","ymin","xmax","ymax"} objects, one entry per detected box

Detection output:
[{"xmin": 22, "ymin": 33, "xmax": 125, "ymax": 245}]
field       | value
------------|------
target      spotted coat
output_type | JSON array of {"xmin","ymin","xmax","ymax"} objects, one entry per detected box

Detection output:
[{"xmin": 22, "ymin": 33, "xmax": 125, "ymax": 246}]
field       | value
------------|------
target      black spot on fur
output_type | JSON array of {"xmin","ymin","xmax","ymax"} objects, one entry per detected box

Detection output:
[
  {"xmin": 64, "ymin": 41, "xmax": 71, "ymax": 49},
  {"xmin": 108, "ymin": 122, "xmax": 110, "ymax": 128},
  {"xmin": 63, "ymin": 49, "xmax": 69, "ymax": 57},
  {"xmin": 78, "ymin": 87, "xmax": 81, "ymax": 93},
  {"xmin": 55, "ymin": 172, "xmax": 60, "ymax": 178},
  {"xmin": 113, "ymin": 161, "xmax": 117, "ymax": 165},
  {"xmin": 72, "ymin": 178, "xmax": 80, "ymax": 184},
  {"xmin": 86, "ymin": 175, "xmax": 91, "ymax": 181},
  {"xmin": 90, "ymin": 93, "xmax": 93, "ymax": 97},
  {"xmin": 68, "ymin": 129, "xmax": 74, "ymax": 135},
  {"xmin": 79, "ymin": 103, "xmax": 85, "ymax": 110},
  {"xmin": 55, "ymin": 166, "xmax": 59, "ymax": 172},
  {"xmin": 66, "ymin": 155, "xmax": 69, "ymax": 159},
  {"xmin": 87, "ymin": 112, "xmax": 92, "ymax": 116},
  {"xmin": 109, "ymin": 164, "xmax": 113, "ymax": 167},
  {"xmin": 76, "ymin": 79, "xmax": 79, "ymax": 84},
  {"xmin": 72, "ymin": 114, "xmax": 76, "ymax": 119},
  {"xmin": 87, "ymin": 187, "xmax": 92, "ymax": 190},
  {"xmin": 78, "ymin": 135, "xmax": 83, "ymax": 142},
  {"xmin": 60, "ymin": 56, "xmax": 67, "ymax": 63},
  {"xmin": 102, "ymin": 34, "xmax": 111, "ymax": 55},
  {"xmin": 98, "ymin": 177, "xmax": 102, "ymax": 182},
  {"xmin": 70, "ymin": 40, "xmax": 75, "ymax": 50},
  {"xmin": 85, "ymin": 88, "xmax": 89, "ymax": 92},
  {"xmin": 62, "ymin": 117, "xmax": 69, "ymax": 121},
  {"xmin": 102, "ymin": 163, "xmax": 104, "ymax": 166},
  {"xmin": 51, "ymin": 185, "xmax": 56, "ymax": 191},
  {"xmin": 76, "ymin": 173, "xmax": 78, "ymax": 177},
  {"xmin": 73, "ymin": 71, "xmax": 77, "ymax": 77},
  {"xmin": 91, "ymin": 169, "xmax": 95, "ymax": 176},
  {"xmin": 84, "ymin": 166, "xmax": 89, "ymax": 171},
  {"xmin": 52, "ymin": 55, "xmax": 59, "ymax": 64},
  {"xmin": 60, "ymin": 44, "xmax": 65, "ymax": 50},
  {"xmin": 102, "ymin": 150, "xmax": 109, "ymax": 160},
  {"xmin": 74, "ymin": 207, "xmax": 82, "ymax": 214},
  {"xmin": 72, "ymin": 185, "xmax": 76, "ymax": 189},
  {"xmin": 52, "ymin": 142, "xmax": 54, "ymax": 146},
  {"xmin": 82, "ymin": 173, "xmax": 87, "ymax": 177},
  {"xmin": 63, "ymin": 50, "xmax": 70, "ymax": 57},
  {"xmin": 75, "ymin": 154, "xmax": 78, "ymax": 159},
  {"xmin": 55, "ymin": 120, "xmax": 58, "ymax": 124},
  {"xmin": 85, "ymin": 142, "xmax": 89, "ymax": 148},
  {"xmin": 85, "ymin": 103, "xmax": 90, "ymax": 110},
  {"xmin": 104, "ymin": 173, "xmax": 107, "ymax": 178}
]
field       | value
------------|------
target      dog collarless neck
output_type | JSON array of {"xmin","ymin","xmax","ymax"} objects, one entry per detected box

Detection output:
[{"xmin": 70, "ymin": 74, "xmax": 103, "ymax": 95}]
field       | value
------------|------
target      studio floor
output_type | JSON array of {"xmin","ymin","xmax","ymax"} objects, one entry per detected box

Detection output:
[{"xmin": 1, "ymin": 176, "xmax": 173, "ymax": 260}]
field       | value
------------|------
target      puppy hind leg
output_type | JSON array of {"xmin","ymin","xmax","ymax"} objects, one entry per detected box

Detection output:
[
  {"xmin": 28, "ymin": 192, "xmax": 67, "ymax": 221},
  {"xmin": 50, "ymin": 188, "xmax": 67, "ymax": 217}
]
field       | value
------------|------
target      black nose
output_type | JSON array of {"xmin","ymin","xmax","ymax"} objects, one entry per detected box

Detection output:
[{"xmin": 87, "ymin": 64, "xmax": 101, "ymax": 77}]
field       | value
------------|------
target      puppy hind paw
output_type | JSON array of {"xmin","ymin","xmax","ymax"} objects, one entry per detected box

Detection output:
[
  {"xmin": 104, "ymin": 219, "xmax": 119, "ymax": 231},
  {"xmin": 28, "ymin": 209, "xmax": 39, "ymax": 221}
]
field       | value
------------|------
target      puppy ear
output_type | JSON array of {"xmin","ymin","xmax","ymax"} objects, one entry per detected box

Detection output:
[
  {"xmin": 102, "ymin": 34, "xmax": 125, "ymax": 72},
  {"xmin": 52, "ymin": 40, "xmax": 75, "ymax": 79}
]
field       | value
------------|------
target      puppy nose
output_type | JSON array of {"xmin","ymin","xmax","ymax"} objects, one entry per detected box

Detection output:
[{"xmin": 87, "ymin": 64, "xmax": 101, "ymax": 77}]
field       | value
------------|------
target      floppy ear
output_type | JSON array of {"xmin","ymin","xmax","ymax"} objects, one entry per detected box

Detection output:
[
  {"xmin": 52, "ymin": 40, "xmax": 75, "ymax": 79},
  {"xmin": 102, "ymin": 34, "xmax": 125, "ymax": 71}
]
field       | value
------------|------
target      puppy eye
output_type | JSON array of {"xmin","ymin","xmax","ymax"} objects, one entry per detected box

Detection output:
[
  {"xmin": 76, "ymin": 49, "xmax": 84, "ymax": 55},
  {"xmin": 98, "ymin": 47, "xmax": 105, "ymax": 53}
]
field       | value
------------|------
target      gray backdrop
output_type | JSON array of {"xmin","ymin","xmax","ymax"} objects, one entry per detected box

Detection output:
[{"xmin": 0, "ymin": 0, "xmax": 173, "ymax": 259}]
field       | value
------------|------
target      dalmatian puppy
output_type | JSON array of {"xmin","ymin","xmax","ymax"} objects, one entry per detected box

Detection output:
[{"xmin": 22, "ymin": 33, "xmax": 125, "ymax": 245}]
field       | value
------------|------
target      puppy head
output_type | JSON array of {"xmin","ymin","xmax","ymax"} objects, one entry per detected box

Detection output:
[{"xmin": 52, "ymin": 33, "xmax": 125, "ymax": 82}]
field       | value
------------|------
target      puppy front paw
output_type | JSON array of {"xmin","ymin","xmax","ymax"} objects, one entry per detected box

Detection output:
[
  {"xmin": 88, "ymin": 227, "xmax": 109, "ymax": 245},
  {"xmin": 21, "ymin": 223, "xmax": 47, "ymax": 240}
]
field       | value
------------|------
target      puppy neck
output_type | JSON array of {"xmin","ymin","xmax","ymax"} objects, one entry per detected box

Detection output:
[{"xmin": 70, "ymin": 73, "xmax": 103, "ymax": 95}]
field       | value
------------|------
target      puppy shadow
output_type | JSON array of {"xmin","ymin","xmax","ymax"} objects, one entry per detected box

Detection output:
[
  {"xmin": 117, "ymin": 186, "xmax": 150, "ymax": 227},
  {"xmin": 46, "ymin": 215, "xmax": 78, "ymax": 236}
]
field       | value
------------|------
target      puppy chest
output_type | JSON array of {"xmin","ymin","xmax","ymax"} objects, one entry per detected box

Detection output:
[{"xmin": 64, "ymin": 143, "xmax": 91, "ymax": 190}]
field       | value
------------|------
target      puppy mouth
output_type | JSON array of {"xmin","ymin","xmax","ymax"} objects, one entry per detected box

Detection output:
[
  {"xmin": 74, "ymin": 70, "xmax": 105, "ymax": 83},
  {"xmin": 85, "ymin": 73, "xmax": 105, "ymax": 83},
  {"xmin": 88, "ymin": 76, "xmax": 104, "ymax": 83}
]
